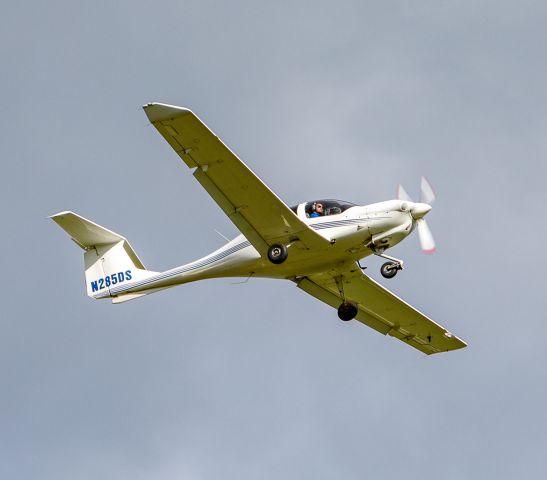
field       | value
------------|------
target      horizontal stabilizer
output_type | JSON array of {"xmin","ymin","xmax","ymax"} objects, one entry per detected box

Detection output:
[{"xmin": 50, "ymin": 211, "xmax": 146, "ymax": 269}]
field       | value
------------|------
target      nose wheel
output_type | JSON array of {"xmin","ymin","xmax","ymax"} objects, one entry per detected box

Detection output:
[
  {"xmin": 371, "ymin": 250, "xmax": 404, "ymax": 279},
  {"xmin": 380, "ymin": 261, "xmax": 402, "ymax": 279}
]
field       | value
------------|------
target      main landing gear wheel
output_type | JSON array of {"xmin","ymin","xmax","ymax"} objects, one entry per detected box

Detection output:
[
  {"xmin": 338, "ymin": 301, "xmax": 358, "ymax": 321},
  {"xmin": 267, "ymin": 243, "xmax": 288, "ymax": 264},
  {"xmin": 380, "ymin": 261, "xmax": 400, "ymax": 279}
]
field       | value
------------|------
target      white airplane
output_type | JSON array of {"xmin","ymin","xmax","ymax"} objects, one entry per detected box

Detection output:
[{"xmin": 51, "ymin": 103, "xmax": 466, "ymax": 355}]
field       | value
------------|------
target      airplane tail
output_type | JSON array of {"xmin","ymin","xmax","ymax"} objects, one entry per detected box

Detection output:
[{"xmin": 50, "ymin": 211, "xmax": 158, "ymax": 302}]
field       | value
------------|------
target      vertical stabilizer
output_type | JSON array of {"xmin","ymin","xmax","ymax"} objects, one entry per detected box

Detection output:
[{"xmin": 51, "ymin": 211, "xmax": 157, "ymax": 299}]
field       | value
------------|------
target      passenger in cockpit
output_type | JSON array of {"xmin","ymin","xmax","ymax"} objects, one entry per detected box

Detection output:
[{"xmin": 310, "ymin": 202, "xmax": 324, "ymax": 218}]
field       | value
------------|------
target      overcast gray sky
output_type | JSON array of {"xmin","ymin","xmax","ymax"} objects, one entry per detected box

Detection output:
[{"xmin": 2, "ymin": 1, "xmax": 546, "ymax": 479}]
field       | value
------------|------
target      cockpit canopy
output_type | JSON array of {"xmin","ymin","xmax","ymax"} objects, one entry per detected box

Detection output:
[{"xmin": 290, "ymin": 199, "xmax": 358, "ymax": 218}]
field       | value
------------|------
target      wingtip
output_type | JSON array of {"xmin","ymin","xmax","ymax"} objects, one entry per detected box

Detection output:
[
  {"xmin": 49, "ymin": 211, "xmax": 74, "ymax": 220},
  {"xmin": 142, "ymin": 102, "xmax": 193, "ymax": 122}
]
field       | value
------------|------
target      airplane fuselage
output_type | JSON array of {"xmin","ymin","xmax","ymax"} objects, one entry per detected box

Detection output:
[{"xmin": 93, "ymin": 199, "xmax": 422, "ymax": 299}]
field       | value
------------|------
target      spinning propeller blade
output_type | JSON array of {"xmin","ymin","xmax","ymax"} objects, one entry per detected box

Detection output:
[
  {"xmin": 397, "ymin": 184, "xmax": 412, "ymax": 202},
  {"xmin": 397, "ymin": 177, "xmax": 437, "ymax": 254},
  {"xmin": 416, "ymin": 218, "xmax": 436, "ymax": 254},
  {"xmin": 420, "ymin": 176, "xmax": 436, "ymax": 205}
]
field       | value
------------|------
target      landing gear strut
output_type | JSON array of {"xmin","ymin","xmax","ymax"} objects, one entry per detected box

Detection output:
[
  {"xmin": 267, "ymin": 243, "xmax": 288, "ymax": 264},
  {"xmin": 334, "ymin": 276, "xmax": 358, "ymax": 321},
  {"xmin": 372, "ymin": 250, "xmax": 404, "ymax": 279}
]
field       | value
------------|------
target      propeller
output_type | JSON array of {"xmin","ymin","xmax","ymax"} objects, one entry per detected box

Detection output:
[
  {"xmin": 397, "ymin": 176, "xmax": 436, "ymax": 254},
  {"xmin": 420, "ymin": 176, "xmax": 436, "ymax": 204},
  {"xmin": 416, "ymin": 218, "xmax": 435, "ymax": 253}
]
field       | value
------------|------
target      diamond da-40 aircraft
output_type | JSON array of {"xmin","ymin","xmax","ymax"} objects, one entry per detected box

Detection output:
[{"xmin": 51, "ymin": 103, "xmax": 466, "ymax": 355}]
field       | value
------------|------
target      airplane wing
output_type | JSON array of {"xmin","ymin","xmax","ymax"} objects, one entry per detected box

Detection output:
[
  {"xmin": 143, "ymin": 103, "xmax": 329, "ymax": 255},
  {"xmin": 296, "ymin": 266, "xmax": 467, "ymax": 355}
]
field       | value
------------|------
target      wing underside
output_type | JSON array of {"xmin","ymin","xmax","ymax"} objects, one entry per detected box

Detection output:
[
  {"xmin": 143, "ymin": 103, "xmax": 328, "ymax": 256},
  {"xmin": 297, "ymin": 267, "xmax": 466, "ymax": 355}
]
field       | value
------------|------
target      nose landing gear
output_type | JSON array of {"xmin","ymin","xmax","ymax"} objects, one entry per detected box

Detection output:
[
  {"xmin": 380, "ymin": 261, "xmax": 402, "ymax": 279},
  {"xmin": 372, "ymin": 250, "xmax": 404, "ymax": 279}
]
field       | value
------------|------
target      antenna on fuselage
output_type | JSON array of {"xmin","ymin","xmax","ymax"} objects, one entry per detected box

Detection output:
[{"xmin": 214, "ymin": 229, "xmax": 231, "ymax": 242}]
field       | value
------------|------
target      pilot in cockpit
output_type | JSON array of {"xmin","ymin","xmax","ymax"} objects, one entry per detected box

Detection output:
[{"xmin": 310, "ymin": 202, "xmax": 324, "ymax": 218}]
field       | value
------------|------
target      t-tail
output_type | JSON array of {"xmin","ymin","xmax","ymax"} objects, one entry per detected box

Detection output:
[{"xmin": 50, "ymin": 211, "xmax": 158, "ymax": 303}]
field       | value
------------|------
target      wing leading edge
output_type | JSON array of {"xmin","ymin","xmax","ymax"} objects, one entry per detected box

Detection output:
[
  {"xmin": 143, "ymin": 103, "xmax": 329, "ymax": 255},
  {"xmin": 297, "ymin": 267, "xmax": 467, "ymax": 355}
]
